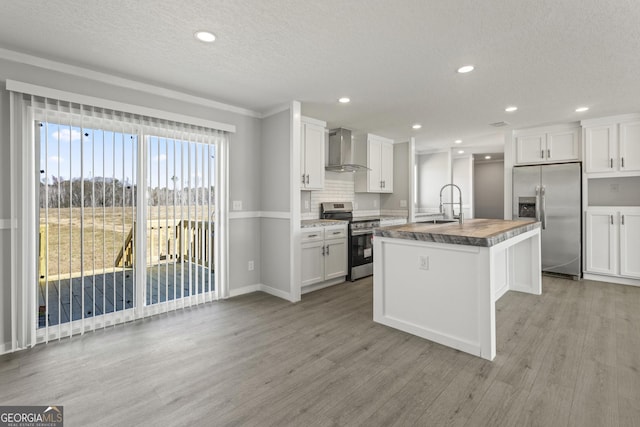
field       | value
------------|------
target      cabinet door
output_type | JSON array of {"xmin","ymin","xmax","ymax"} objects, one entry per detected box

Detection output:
[
  {"xmin": 380, "ymin": 141, "xmax": 394, "ymax": 192},
  {"xmin": 584, "ymin": 125, "xmax": 616, "ymax": 173},
  {"xmin": 515, "ymin": 134, "xmax": 546, "ymax": 164},
  {"xmin": 585, "ymin": 210, "xmax": 617, "ymax": 275},
  {"xmin": 620, "ymin": 210, "xmax": 640, "ymax": 278},
  {"xmin": 619, "ymin": 120, "xmax": 640, "ymax": 172},
  {"xmin": 301, "ymin": 241, "xmax": 325, "ymax": 286},
  {"xmin": 302, "ymin": 122, "xmax": 325, "ymax": 190},
  {"xmin": 547, "ymin": 129, "xmax": 579, "ymax": 162},
  {"xmin": 367, "ymin": 137, "xmax": 383, "ymax": 191},
  {"xmin": 324, "ymin": 238, "xmax": 347, "ymax": 280}
]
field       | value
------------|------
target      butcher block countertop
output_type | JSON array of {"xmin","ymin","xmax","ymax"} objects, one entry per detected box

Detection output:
[{"xmin": 374, "ymin": 219, "xmax": 540, "ymax": 247}]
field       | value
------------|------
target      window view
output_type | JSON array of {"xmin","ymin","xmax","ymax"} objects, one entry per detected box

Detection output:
[
  {"xmin": 38, "ymin": 121, "xmax": 216, "ymax": 330},
  {"xmin": 38, "ymin": 122, "xmax": 137, "ymax": 328},
  {"xmin": 145, "ymin": 136, "xmax": 216, "ymax": 306}
]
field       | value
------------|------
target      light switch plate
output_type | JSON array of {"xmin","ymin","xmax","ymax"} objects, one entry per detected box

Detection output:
[
  {"xmin": 232, "ymin": 200, "xmax": 242, "ymax": 210},
  {"xmin": 419, "ymin": 256, "xmax": 429, "ymax": 270},
  {"xmin": 400, "ymin": 200, "xmax": 407, "ymax": 208}
]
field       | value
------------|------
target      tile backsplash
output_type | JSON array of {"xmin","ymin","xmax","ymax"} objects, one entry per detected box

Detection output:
[{"xmin": 301, "ymin": 173, "xmax": 407, "ymax": 220}]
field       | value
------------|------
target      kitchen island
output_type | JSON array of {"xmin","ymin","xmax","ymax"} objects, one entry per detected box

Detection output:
[{"xmin": 373, "ymin": 219, "xmax": 541, "ymax": 360}]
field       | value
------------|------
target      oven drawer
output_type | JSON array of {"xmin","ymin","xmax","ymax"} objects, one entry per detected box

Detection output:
[{"xmin": 301, "ymin": 229, "xmax": 324, "ymax": 243}]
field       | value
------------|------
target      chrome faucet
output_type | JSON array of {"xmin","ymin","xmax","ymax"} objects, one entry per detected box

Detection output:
[{"xmin": 439, "ymin": 183, "xmax": 464, "ymax": 224}]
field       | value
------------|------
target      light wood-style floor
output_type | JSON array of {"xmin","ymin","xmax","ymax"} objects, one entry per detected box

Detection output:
[{"xmin": 2, "ymin": 275, "xmax": 639, "ymax": 426}]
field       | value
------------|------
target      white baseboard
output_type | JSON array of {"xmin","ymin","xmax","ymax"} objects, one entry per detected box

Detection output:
[
  {"xmin": 301, "ymin": 278, "xmax": 346, "ymax": 295},
  {"xmin": 259, "ymin": 284, "xmax": 294, "ymax": 302},
  {"xmin": 228, "ymin": 283, "xmax": 294, "ymax": 302},
  {"xmin": 583, "ymin": 273, "xmax": 640, "ymax": 287},
  {"xmin": 228, "ymin": 284, "xmax": 262, "ymax": 297},
  {"xmin": 1, "ymin": 341, "xmax": 13, "ymax": 355}
]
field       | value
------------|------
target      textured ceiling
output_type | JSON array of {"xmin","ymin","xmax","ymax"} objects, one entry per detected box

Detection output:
[{"xmin": 1, "ymin": 0, "xmax": 639, "ymax": 151}]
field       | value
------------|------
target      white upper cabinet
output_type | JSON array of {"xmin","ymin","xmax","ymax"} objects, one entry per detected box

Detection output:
[
  {"xmin": 514, "ymin": 126, "xmax": 580, "ymax": 165},
  {"xmin": 619, "ymin": 120, "xmax": 640, "ymax": 172},
  {"xmin": 354, "ymin": 133, "xmax": 394, "ymax": 193},
  {"xmin": 583, "ymin": 115, "xmax": 640, "ymax": 176},
  {"xmin": 300, "ymin": 117, "xmax": 326, "ymax": 190}
]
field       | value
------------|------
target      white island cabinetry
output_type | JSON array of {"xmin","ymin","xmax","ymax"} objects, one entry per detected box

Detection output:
[{"xmin": 373, "ymin": 219, "xmax": 541, "ymax": 361}]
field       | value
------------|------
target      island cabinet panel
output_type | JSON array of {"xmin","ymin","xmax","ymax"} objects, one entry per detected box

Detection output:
[
  {"xmin": 379, "ymin": 241, "xmax": 483, "ymax": 347},
  {"xmin": 373, "ymin": 219, "xmax": 541, "ymax": 361}
]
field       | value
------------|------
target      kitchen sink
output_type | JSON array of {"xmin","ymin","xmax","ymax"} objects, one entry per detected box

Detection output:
[{"xmin": 419, "ymin": 219, "xmax": 458, "ymax": 224}]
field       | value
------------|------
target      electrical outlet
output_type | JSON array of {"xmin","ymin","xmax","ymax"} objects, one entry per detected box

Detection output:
[
  {"xmin": 304, "ymin": 200, "xmax": 310, "ymax": 209},
  {"xmin": 232, "ymin": 200, "xmax": 242, "ymax": 210},
  {"xmin": 373, "ymin": 199, "xmax": 378, "ymax": 208},
  {"xmin": 419, "ymin": 256, "xmax": 429, "ymax": 270},
  {"xmin": 610, "ymin": 184, "xmax": 619, "ymax": 192},
  {"xmin": 400, "ymin": 200, "xmax": 407, "ymax": 208},
  {"xmin": 354, "ymin": 202, "xmax": 359, "ymax": 210},
  {"xmin": 248, "ymin": 260, "xmax": 254, "ymax": 271}
]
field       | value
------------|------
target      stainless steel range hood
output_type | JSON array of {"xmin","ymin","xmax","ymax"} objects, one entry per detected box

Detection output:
[{"xmin": 325, "ymin": 128, "xmax": 370, "ymax": 172}]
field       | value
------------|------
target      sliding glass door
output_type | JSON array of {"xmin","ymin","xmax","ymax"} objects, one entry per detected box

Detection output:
[
  {"xmin": 37, "ymin": 115, "xmax": 219, "ymax": 339},
  {"xmin": 145, "ymin": 135, "xmax": 216, "ymax": 308}
]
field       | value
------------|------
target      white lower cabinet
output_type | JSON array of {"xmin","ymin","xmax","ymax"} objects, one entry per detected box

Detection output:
[
  {"xmin": 301, "ymin": 225, "xmax": 348, "ymax": 288},
  {"xmin": 586, "ymin": 207, "xmax": 640, "ymax": 279}
]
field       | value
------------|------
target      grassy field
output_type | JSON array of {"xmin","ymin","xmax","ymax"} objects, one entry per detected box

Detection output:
[{"xmin": 39, "ymin": 205, "xmax": 213, "ymax": 278}]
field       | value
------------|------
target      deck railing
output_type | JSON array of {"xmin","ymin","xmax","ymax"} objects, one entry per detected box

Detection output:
[{"xmin": 39, "ymin": 219, "xmax": 214, "ymax": 281}]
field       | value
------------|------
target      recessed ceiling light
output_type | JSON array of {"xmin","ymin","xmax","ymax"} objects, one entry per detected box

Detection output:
[
  {"xmin": 458, "ymin": 150, "xmax": 465, "ymax": 154},
  {"xmin": 457, "ymin": 65, "xmax": 474, "ymax": 73},
  {"xmin": 505, "ymin": 106, "xmax": 518, "ymax": 112},
  {"xmin": 575, "ymin": 106, "xmax": 589, "ymax": 112},
  {"xmin": 194, "ymin": 31, "xmax": 216, "ymax": 43},
  {"xmin": 454, "ymin": 139, "xmax": 462, "ymax": 144},
  {"xmin": 338, "ymin": 97, "xmax": 351, "ymax": 104},
  {"xmin": 412, "ymin": 124, "xmax": 422, "ymax": 129},
  {"xmin": 485, "ymin": 155, "xmax": 492, "ymax": 160}
]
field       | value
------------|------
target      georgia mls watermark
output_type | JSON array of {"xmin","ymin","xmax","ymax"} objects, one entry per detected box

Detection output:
[{"xmin": 0, "ymin": 406, "xmax": 63, "ymax": 427}]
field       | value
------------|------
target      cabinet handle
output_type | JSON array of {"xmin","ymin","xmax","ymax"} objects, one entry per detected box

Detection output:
[
  {"xmin": 332, "ymin": 231, "xmax": 341, "ymax": 235},
  {"xmin": 622, "ymin": 214, "xmax": 625, "ymax": 225},
  {"xmin": 541, "ymin": 149, "xmax": 544, "ymax": 159},
  {"xmin": 322, "ymin": 245, "xmax": 325, "ymax": 256},
  {"xmin": 326, "ymin": 245, "xmax": 330, "ymax": 255},
  {"xmin": 302, "ymin": 174, "xmax": 305, "ymax": 184},
  {"xmin": 610, "ymin": 158, "xmax": 613, "ymax": 168},
  {"xmin": 547, "ymin": 149, "xmax": 551, "ymax": 158},
  {"xmin": 306, "ymin": 174, "xmax": 310, "ymax": 184},
  {"xmin": 308, "ymin": 234, "xmax": 318, "ymax": 238},
  {"xmin": 610, "ymin": 215, "xmax": 614, "ymax": 225},
  {"xmin": 621, "ymin": 157, "xmax": 625, "ymax": 168}
]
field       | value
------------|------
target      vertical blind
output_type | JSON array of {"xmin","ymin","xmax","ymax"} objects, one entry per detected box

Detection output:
[{"xmin": 9, "ymin": 90, "xmax": 228, "ymax": 351}]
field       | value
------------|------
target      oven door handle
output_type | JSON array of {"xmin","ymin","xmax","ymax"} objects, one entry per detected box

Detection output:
[{"xmin": 350, "ymin": 230, "xmax": 374, "ymax": 236}]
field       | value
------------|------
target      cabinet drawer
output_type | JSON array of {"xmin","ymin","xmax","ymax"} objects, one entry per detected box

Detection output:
[
  {"xmin": 324, "ymin": 227, "xmax": 346, "ymax": 239},
  {"xmin": 301, "ymin": 229, "xmax": 324, "ymax": 243}
]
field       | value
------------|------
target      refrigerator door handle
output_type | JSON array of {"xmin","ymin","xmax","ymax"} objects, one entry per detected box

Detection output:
[
  {"xmin": 540, "ymin": 186, "xmax": 547, "ymax": 230},
  {"xmin": 535, "ymin": 185, "xmax": 541, "ymax": 222}
]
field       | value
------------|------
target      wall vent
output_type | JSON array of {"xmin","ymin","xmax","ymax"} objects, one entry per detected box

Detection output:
[{"xmin": 489, "ymin": 121, "xmax": 510, "ymax": 127}]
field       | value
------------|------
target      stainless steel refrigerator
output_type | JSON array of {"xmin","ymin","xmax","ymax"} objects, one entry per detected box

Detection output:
[{"xmin": 512, "ymin": 162, "xmax": 581, "ymax": 278}]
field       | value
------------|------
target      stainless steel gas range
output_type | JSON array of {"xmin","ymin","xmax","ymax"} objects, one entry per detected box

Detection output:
[{"xmin": 320, "ymin": 202, "xmax": 379, "ymax": 281}]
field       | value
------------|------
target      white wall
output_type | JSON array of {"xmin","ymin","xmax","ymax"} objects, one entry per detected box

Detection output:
[
  {"xmin": 452, "ymin": 156, "xmax": 473, "ymax": 219},
  {"xmin": 260, "ymin": 110, "xmax": 291, "ymax": 295},
  {"xmin": 417, "ymin": 151, "xmax": 450, "ymax": 211},
  {"xmin": 474, "ymin": 160, "xmax": 505, "ymax": 219},
  {"xmin": 381, "ymin": 142, "xmax": 410, "ymax": 216}
]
